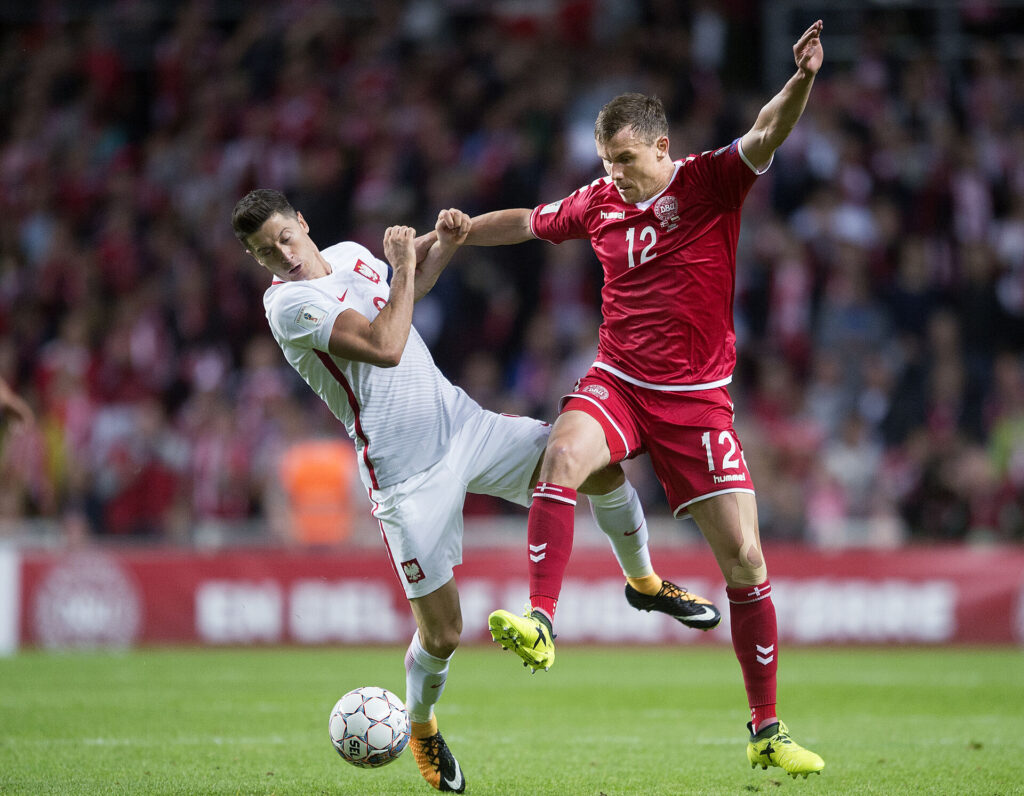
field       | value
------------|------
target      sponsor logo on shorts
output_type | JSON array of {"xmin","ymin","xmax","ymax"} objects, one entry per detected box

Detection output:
[
  {"xmin": 712, "ymin": 473, "xmax": 747, "ymax": 484},
  {"xmin": 401, "ymin": 558, "xmax": 425, "ymax": 583},
  {"xmin": 581, "ymin": 384, "xmax": 609, "ymax": 400}
]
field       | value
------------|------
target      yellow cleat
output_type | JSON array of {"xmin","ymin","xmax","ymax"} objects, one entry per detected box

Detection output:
[
  {"xmin": 487, "ymin": 607, "xmax": 555, "ymax": 673},
  {"xmin": 746, "ymin": 721, "xmax": 825, "ymax": 779}
]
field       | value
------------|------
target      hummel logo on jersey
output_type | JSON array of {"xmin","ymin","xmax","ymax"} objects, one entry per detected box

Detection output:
[
  {"xmin": 402, "ymin": 558, "xmax": 425, "ymax": 583},
  {"xmin": 529, "ymin": 543, "xmax": 547, "ymax": 563},
  {"xmin": 354, "ymin": 259, "xmax": 381, "ymax": 283},
  {"xmin": 600, "ymin": 211, "xmax": 625, "ymax": 220}
]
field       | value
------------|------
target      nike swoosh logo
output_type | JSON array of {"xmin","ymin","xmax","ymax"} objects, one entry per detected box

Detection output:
[
  {"xmin": 624, "ymin": 523, "xmax": 643, "ymax": 536},
  {"xmin": 337, "ymin": 290, "xmax": 348, "ymax": 302},
  {"xmin": 430, "ymin": 679, "xmax": 446, "ymax": 689},
  {"xmin": 691, "ymin": 606, "xmax": 718, "ymax": 621},
  {"xmin": 444, "ymin": 758, "xmax": 463, "ymax": 791}
]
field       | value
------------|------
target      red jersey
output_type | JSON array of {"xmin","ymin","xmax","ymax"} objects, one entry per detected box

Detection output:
[{"xmin": 530, "ymin": 138, "xmax": 761, "ymax": 388}]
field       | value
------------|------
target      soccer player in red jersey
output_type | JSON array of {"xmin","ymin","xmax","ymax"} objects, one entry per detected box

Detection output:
[{"xmin": 465, "ymin": 20, "xmax": 826, "ymax": 780}]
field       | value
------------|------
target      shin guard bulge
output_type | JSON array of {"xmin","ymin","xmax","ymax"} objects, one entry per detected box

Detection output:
[
  {"xmin": 527, "ymin": 482, "xmax": 577, "ymax": 620},
  {"xmin": 727, "ymin": 580, "xmax": 778, "ymax": 728}
]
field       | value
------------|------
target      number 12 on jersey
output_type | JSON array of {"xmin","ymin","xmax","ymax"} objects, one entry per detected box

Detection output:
[
  {"xmin": 701, "ymin": 430, "xmax": 742, "ymax": 472},
  {"xmin": 625, "ymin": 225, "xmax": 657, "ymax": 268}
]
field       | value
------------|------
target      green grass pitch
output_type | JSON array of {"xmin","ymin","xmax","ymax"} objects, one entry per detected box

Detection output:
[{"xmin": 2, "ymin": 645, "xmax": 1023, "ymax": 795}]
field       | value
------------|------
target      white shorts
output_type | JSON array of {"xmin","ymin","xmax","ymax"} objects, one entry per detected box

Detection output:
[{"xmin": 368, "ymin": 409, "xmax": 549, "ymax": 598}]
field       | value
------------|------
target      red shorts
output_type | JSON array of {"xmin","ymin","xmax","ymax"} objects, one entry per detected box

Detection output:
[{"xmin": 560, "ymin": 367, "xmax": 755, "ymax": 518}]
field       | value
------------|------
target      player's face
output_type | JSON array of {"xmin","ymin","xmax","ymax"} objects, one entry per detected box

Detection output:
[
  {"xmin": 597, "ymin": 126, "xmax": 671, "ymax": 204},
  {"xmin": 246, "ymin": 211, "xmax": 328, "ymax": 281}
]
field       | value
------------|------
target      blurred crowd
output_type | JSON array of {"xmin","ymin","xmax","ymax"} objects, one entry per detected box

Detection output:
[{"xmin": 1, "ymin": 0, "xmax": 1022, "ymax": 547}]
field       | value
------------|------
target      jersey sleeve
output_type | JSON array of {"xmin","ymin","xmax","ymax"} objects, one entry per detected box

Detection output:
[
  {"xmin": 687, "ymin": 138, "xmax": 765, "ymax": 210},
  {"xmin": 266, "ymin": 283, "xmax": 346, "ymax": 353},
  {"xmin": 530, "ymin": 180, "xmax": 604, "ymax": 243}
]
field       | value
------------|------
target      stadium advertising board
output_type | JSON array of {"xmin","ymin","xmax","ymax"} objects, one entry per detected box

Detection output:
[{"xmin": 8, "ymin": 545, "xmax": 1024, "ymax": 651}]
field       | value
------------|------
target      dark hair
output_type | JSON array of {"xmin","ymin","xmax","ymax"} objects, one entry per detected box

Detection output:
[
  {"xmin": 594, "ymin": 93, "xmax": 668, "ymax": 145},
  {"xmin": 231, "ymin": 189, "xmax": 298, "ymax": 245}
]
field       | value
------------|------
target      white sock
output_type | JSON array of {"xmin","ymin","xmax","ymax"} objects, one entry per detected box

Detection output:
[
  {"xmin": 404, "ymin": 631, "xmax": 451, "ymax": 724},
  {"xmin": 588, "ymin": 480, "xmax": 654, "ymax": 579}
]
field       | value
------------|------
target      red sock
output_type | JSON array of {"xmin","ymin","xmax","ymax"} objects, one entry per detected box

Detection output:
[
  {"xmin": 726, "ymin": 580, "xmax": 778, "ymax": 732},
  {"xmin": 527, "ymin": 482, "xmax": 577, "ymax": 620}
]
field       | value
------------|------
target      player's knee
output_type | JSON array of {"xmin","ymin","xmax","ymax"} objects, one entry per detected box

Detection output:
[
  {"xmin": 728, "ymin": 561, "xmax": 768, "ymax": 587},
  {"xmin": 420, "ymin": 624, "xmax": 461, "ymax": 659},
  {"xmin": 542, "ymin": 436, "xmax": 592, "ymax": 486},
  {"xmin": 727, "ymin": 545, "xmax": 767, "ymax": 587}
]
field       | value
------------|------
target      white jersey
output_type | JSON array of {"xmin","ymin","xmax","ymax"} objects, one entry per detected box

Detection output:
[{"xmin": 263, "ymin": 240, "xmax": 478, "ymax": 489}]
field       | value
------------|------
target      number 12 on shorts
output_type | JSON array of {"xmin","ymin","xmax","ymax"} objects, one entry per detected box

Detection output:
[{"xmin": 701, "ymin": 430, "xmax": 743, "ymax": 472}]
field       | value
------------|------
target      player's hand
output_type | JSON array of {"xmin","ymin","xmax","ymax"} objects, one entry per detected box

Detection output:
[
  {"xmin": 435, "ymin": 208, "xmax": 471, "ymax": 247},
  {"xmin": 383, "ymin": 226, "xmax": 417, "ymax": 271},
  {"xmin": 793, "ymin": 20, "xmax": 823, "ymax": 76}
]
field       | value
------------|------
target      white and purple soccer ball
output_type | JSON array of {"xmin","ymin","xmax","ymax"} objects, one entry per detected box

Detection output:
[{"xmin": 329, "ymin": 686, "xmax": 410, "ymax": 768}]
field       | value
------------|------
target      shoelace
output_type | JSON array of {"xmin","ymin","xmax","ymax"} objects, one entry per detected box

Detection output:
[
  {"xmin": 659, "ymin": 581, "xmax": 695, "ymax": 603},
  {"xmin": 415, "ymin": 734, "xmax": 443, "ymax": 770}
]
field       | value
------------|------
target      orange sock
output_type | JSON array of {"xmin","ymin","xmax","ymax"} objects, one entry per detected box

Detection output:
[
  {"xmin": 411, "ymin": 716, "xmax": 437, "ymax": 739},
  {"xmin": 410, "ymin": 716, "xmax": 442, "ymax": 789},
  {"xmin": 627, "ymin": 573, "xmax": 662, "ymax": 595}
]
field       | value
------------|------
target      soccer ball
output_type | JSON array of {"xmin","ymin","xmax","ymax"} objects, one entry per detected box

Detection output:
[{"xmin": 329, "ymin": 686, "xmax": 410, "ymax": 768}]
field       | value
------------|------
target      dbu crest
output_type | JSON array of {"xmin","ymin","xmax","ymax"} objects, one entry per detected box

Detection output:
[{"xmin": 653, "ymin": 195, "xmax": 679, "ymax": 227}]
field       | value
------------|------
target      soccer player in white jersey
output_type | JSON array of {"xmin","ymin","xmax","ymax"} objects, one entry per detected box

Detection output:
[
  {"xmin": 461, "ymin": 20, "xmax": 827, "ymax": 781},
  {"xmin": 230, "ymin": 189, "xmax": 720, "ymax": 793}
]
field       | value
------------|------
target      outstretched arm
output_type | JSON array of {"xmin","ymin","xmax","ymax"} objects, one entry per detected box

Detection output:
[
  {"xmin": 413, "ymin": 208, "xmax": 472, "ymax": 301},
  {"xmin": 464, "ymin": 208, "xmax": 535, "ymax": 246},
  {"xmin": 740, "ymin": 20, "xmax": 823, "ymax": 171}
]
